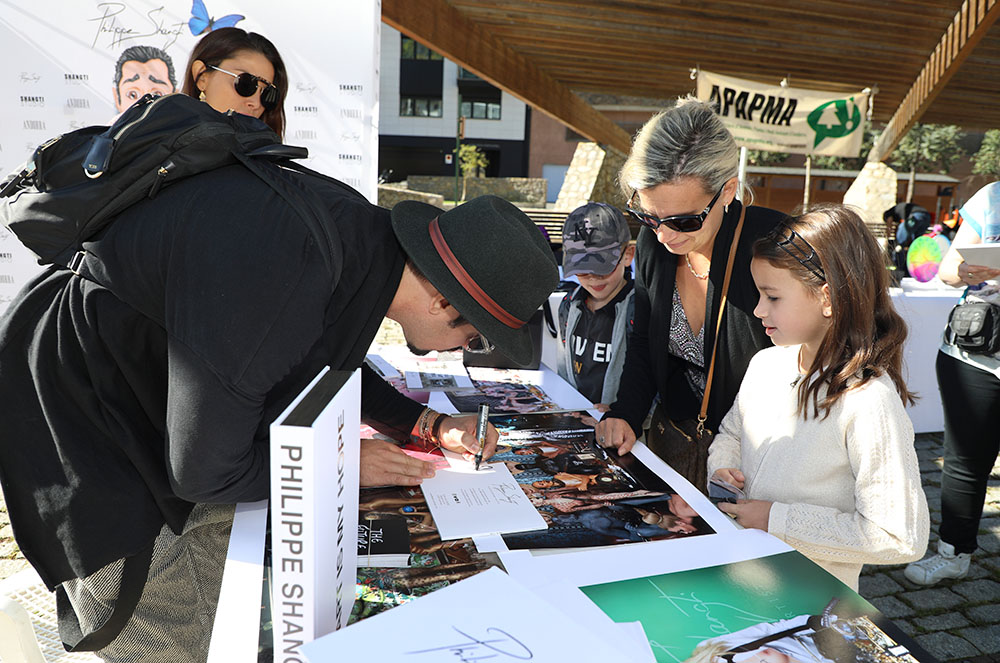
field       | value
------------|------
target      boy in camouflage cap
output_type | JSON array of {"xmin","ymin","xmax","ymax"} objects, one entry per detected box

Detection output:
[{"xmin": 557, "ymin": 202, "xmax": 635, "ymax": 409}]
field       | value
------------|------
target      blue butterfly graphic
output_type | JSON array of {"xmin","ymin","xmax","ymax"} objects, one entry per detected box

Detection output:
[{"xmin": 188, "ymin": 0, "xmax": 245, "ymax": 36}]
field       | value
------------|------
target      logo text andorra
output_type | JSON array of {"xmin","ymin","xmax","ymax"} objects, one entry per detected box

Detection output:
[{"xmin": 807, "ymin": 98, "xmax": 863, "ymax": 149}]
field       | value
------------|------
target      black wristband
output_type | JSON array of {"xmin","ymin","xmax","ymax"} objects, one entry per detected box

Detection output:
[{"xmin": 430, "ymin": 413, "xmax": 445, "ymax": 445}]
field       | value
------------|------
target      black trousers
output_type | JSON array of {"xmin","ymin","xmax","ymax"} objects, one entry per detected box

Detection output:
[{"xmin": 937, "ymin": 351, "xmax": 1000, "ymax": 553}]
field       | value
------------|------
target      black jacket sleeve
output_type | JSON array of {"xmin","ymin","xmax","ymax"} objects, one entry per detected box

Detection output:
[
  {"xmin": 602, "ymin": 230, "xmax": 660, "ymax": 435},
  {"xmin": 360, "ymin": 364, "xmax": 425, "ymax": 440}
]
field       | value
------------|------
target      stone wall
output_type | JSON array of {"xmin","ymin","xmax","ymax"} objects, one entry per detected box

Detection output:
[
  {"xmin": 407, "ymin": 176, "xmax": 547, "ymax": 205},
  {"xmin": 843, "ymin": 161, "xmax": 898, "ymax": 241},
  {"xmin": 554, "ymin": 142, "xmax": 628, "ymax": 211},
  {"xmin": 377, "ymin": 185, "xmax": 445, "ymax": 209}
]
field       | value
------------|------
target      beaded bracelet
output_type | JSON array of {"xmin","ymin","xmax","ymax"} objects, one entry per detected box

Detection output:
[{"xmin": 414, "ymin": 407, "xmax": 442, "ymax": 450}]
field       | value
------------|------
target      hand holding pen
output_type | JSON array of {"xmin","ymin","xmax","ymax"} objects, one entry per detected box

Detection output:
[
  {"xmin": 474, "ymin": 403, "xmax": 490, "ymax": 470},
  {"xmin": 432, "ymin": 412, "xmax": 498, "ymax": 462}
]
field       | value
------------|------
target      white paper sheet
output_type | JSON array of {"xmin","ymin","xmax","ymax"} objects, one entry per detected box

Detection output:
[
  {"xmin": 617, "ymin": 621, "xmax": 657, "ymax": 663},
  {"xmin": 420, "ymin": 454, "xmax": 547, "ymax": 540},
  {"xmin": 955, "ymin": 243, "xmax": 1000, "ymax": 269},
  {"xmin": 301, "ymin": 567, "xmax": 625, "ymax": 662},
  {"xmin": 404, "ymin": 368, "xmax": 474, "ymax": 391},
  {"xmin": 500, "ymin": 529, "xmax": 792, "ymax": 590},
  {"xmin": 364, "ymin": 353, "xmax": 400, "ymax": 379},
  {"xmin": 207, "ymin": 500, "xmax": 268, "ymax": 663}
]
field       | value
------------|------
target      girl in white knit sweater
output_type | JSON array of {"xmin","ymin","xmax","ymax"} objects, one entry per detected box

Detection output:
[{"xmin": 708, "ymin": 204, "xmax": 929, "ymax": 589}]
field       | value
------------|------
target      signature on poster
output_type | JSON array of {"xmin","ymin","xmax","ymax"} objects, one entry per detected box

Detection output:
[
  {"xmin": 649, "ymin": 583, "xmax": 776, "ymax": 637},
  {"xmin": 296, "ymin": 82, "xmax": 317, "ymax": 94},
  {"xmin": 405, "ymin": 626, "xmax": 532, "ymax": 661},
  {"xmin": 89, "ymin": 3, "xmax": 185, "ymax": 50},
  {"xmin": 19, "ymin": 72, "xmax": 41, "ymax": 84}
]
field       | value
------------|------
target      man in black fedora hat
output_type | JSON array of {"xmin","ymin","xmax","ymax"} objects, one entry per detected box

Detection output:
[{"xmin": 0, "ymin": 162, "xmax": 557, "ymax": 658}]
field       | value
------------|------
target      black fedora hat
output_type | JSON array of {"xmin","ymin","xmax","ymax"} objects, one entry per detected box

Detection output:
[{"xmin": 391, "ymin": 195, "xmax": 558, "ymax": 364}]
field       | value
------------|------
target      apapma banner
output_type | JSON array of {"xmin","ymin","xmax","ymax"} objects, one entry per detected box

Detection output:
[{"xmin": 696, "ymin": 70, "xmax": 869, "ymax": 158}]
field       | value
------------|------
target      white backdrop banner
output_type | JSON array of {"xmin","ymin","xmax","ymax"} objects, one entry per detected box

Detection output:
[
  {"xmin": 0, "ymin": 0, "xmax": 380, "ymax": 315},
  {"xmin": 696, "ymin": 69, "xmax": 869, "ymax": 158}
]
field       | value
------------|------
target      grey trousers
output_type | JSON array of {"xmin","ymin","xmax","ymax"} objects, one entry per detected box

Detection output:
[{"xmin": 62, "ymin": 503, "xmax": 235, "ymax": 663}]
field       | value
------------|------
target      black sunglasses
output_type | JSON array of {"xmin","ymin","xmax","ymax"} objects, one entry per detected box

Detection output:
[
  {"xmin": 625, "ymin": 184, "xmax": 725, "ymax": 233},
  {"xmin": 209, "ymin": 65, "xmax": 279, "ymax": 111}
]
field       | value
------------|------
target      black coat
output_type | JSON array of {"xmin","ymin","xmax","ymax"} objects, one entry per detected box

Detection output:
[
  {"xmin": 605, "ymin": 200, "xmax": 787, "ymax": 435},
  {"xmin": 0, "ymin": 164, "xmax": 423, "ymax": 588}
]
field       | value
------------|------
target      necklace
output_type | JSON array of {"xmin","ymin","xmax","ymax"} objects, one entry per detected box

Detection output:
[{"xmin": 685, "ymin": 254, "xmax": 709, "ymax": 280}]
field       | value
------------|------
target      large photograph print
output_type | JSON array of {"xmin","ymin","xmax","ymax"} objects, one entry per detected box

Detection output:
[
  {"xmin": 580, "ymin": 550, "xmax": 933, "ymax": 663},
  {"xmin": 489, "ymin": 411, "xmax": 716, "ymax": 549}
]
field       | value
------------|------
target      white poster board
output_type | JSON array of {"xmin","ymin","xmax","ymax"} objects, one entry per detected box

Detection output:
[{"xmin": 0, "ymin": 0, "xmax": 380, "ymax": 316}]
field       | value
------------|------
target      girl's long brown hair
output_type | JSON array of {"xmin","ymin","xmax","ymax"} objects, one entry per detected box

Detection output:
[
  {"xmin": 181, "ymin": 27, "xmax": 287, "ymax": 138},
  {"xmin": 753, "ymin": 203, "xmax": 915, "ymax": 419}
]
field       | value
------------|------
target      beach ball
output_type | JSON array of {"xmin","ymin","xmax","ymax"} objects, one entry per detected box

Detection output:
[{"xmin": 906, "ymin": 233, "xmax": 950, "ymax": 282}]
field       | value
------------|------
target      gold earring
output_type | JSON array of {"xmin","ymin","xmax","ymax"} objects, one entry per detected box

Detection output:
[
  {"xmin": 198, "ymin": 90, "xmax": 206, "ymax": 102},
  {"xmin": 724, "ymin": 203, "xmax": 730, "ymax": 213}
]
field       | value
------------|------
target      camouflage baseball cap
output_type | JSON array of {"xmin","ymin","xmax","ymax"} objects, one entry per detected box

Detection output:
[{"xmin": 561, "ymin": 202, "xmax": 630, "ymax": 278}]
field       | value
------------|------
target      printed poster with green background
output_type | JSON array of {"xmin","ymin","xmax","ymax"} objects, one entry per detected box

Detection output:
[{"xmin": 580, "ymin": 550, "xmax": 934, "ymax": 663}]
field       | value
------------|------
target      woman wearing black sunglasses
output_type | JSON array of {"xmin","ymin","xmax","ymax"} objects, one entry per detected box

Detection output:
[
  {"xmin": 595, "ymin": 97, "xmax": 787, "ymax": 491},
  {"xmin": 182, "ymin": 27, "xmax": 288, "ymax": 138}
]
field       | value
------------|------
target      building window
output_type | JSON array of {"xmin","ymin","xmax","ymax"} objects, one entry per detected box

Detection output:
[
  {"xmin": 461, "ymin": 100, "xmax": 502, "ymax": 120},
  {"xmin": 400, "ymin": 96, "xmax": 442, "ymax": 118},
  {"xmin": 401, "ymin": 36, "xmax": 443, "ymax": 60}
]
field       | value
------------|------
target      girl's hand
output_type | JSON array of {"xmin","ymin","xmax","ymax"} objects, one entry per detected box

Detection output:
[
  {"xmin": 711, "ymin": 468, "xmax": 745, "ymax": 490},
  {"xmin": 717, "ymin": 499, "xmax": 772, "ymax": 530}
]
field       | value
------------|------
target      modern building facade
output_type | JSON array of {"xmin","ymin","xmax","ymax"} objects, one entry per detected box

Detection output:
[{"xmin": 378, "ymin": 26, "xmax": 529, "ymax": 184}]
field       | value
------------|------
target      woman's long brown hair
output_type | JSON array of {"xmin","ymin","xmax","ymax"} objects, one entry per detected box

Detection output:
[
  {"xmin": 753, "ymin": 203, "xmax": 915, "ymax": 419},
  {"xmin": 181, "ymin": 27, "xmax": 287, "ymax": 138}
]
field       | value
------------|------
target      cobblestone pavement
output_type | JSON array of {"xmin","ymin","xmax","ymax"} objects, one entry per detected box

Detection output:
[
  {"xmin": 860, "ymin": 431, "xmax": 1000, "ymax": 663},
  {"xmin": 1, "ymin": 320, "xmax": 997, "ymax": 662}
]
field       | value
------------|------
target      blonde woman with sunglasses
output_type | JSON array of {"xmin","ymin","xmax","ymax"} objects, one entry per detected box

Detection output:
[{"xmin": 595, "ymin": 97, "xmax": 786, "ymax": 491}]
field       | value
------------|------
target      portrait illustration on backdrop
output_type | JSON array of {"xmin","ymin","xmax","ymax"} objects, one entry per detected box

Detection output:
[{"xmin": 112, "ymin": 45, "xmax": 177, "ymax": 113}]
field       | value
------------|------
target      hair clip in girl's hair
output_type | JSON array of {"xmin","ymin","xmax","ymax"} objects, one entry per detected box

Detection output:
[{"xmin": 768, "ymin": 224, "xmax": 826, "ymax": 280}]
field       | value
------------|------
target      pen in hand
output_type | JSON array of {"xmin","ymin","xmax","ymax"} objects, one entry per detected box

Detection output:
[{"xmin": 474, "ymin": 403, "xmax": 489, "ymax": 470}]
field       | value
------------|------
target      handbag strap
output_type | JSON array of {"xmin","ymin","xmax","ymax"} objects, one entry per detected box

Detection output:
[{"xmin": 697, "ymin": 203, "xmax": 747, "ymax": 438}]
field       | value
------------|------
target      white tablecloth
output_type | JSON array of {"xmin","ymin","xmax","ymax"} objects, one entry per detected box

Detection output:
[{"xmin": 891, "ymin": 280, "xmax": 963, "ymax": 433}]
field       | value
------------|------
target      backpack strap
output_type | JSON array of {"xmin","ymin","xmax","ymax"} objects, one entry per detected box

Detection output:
[
  {"xmin": 245, "ymin": 144, "xmax": 309, "ymax": 161},
  {"xmin": 276, "ymin": 160, "xmax": 369, "ymax": 204},
  {"xmin": 231, "ymin": 153, "xmax": 346, "ymax": 279}
]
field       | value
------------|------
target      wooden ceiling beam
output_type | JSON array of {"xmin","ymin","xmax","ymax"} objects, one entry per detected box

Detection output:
[
  {"xmin": 454, "ymin": 0, "xmax": 959, "ymax": 37},
  {"xmin": 498, "ymin": 28, "xmax": 934, "ymax": 66},
  {"xmin": 382, "ymin": 0, "xmax": 633, "ymax": 154},
  {"xmin": 870, "ymin": 0, "xmax": 1000, "ymax": 161},
  {"xmin": 506, "ymin": 40, "xmax": 930, "ymax": 82}
]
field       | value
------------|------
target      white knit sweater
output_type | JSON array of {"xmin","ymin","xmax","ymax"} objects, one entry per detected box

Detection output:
[{"xmin": 707, "ymin": 345, "xmax": 929, "ymax": 590}]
